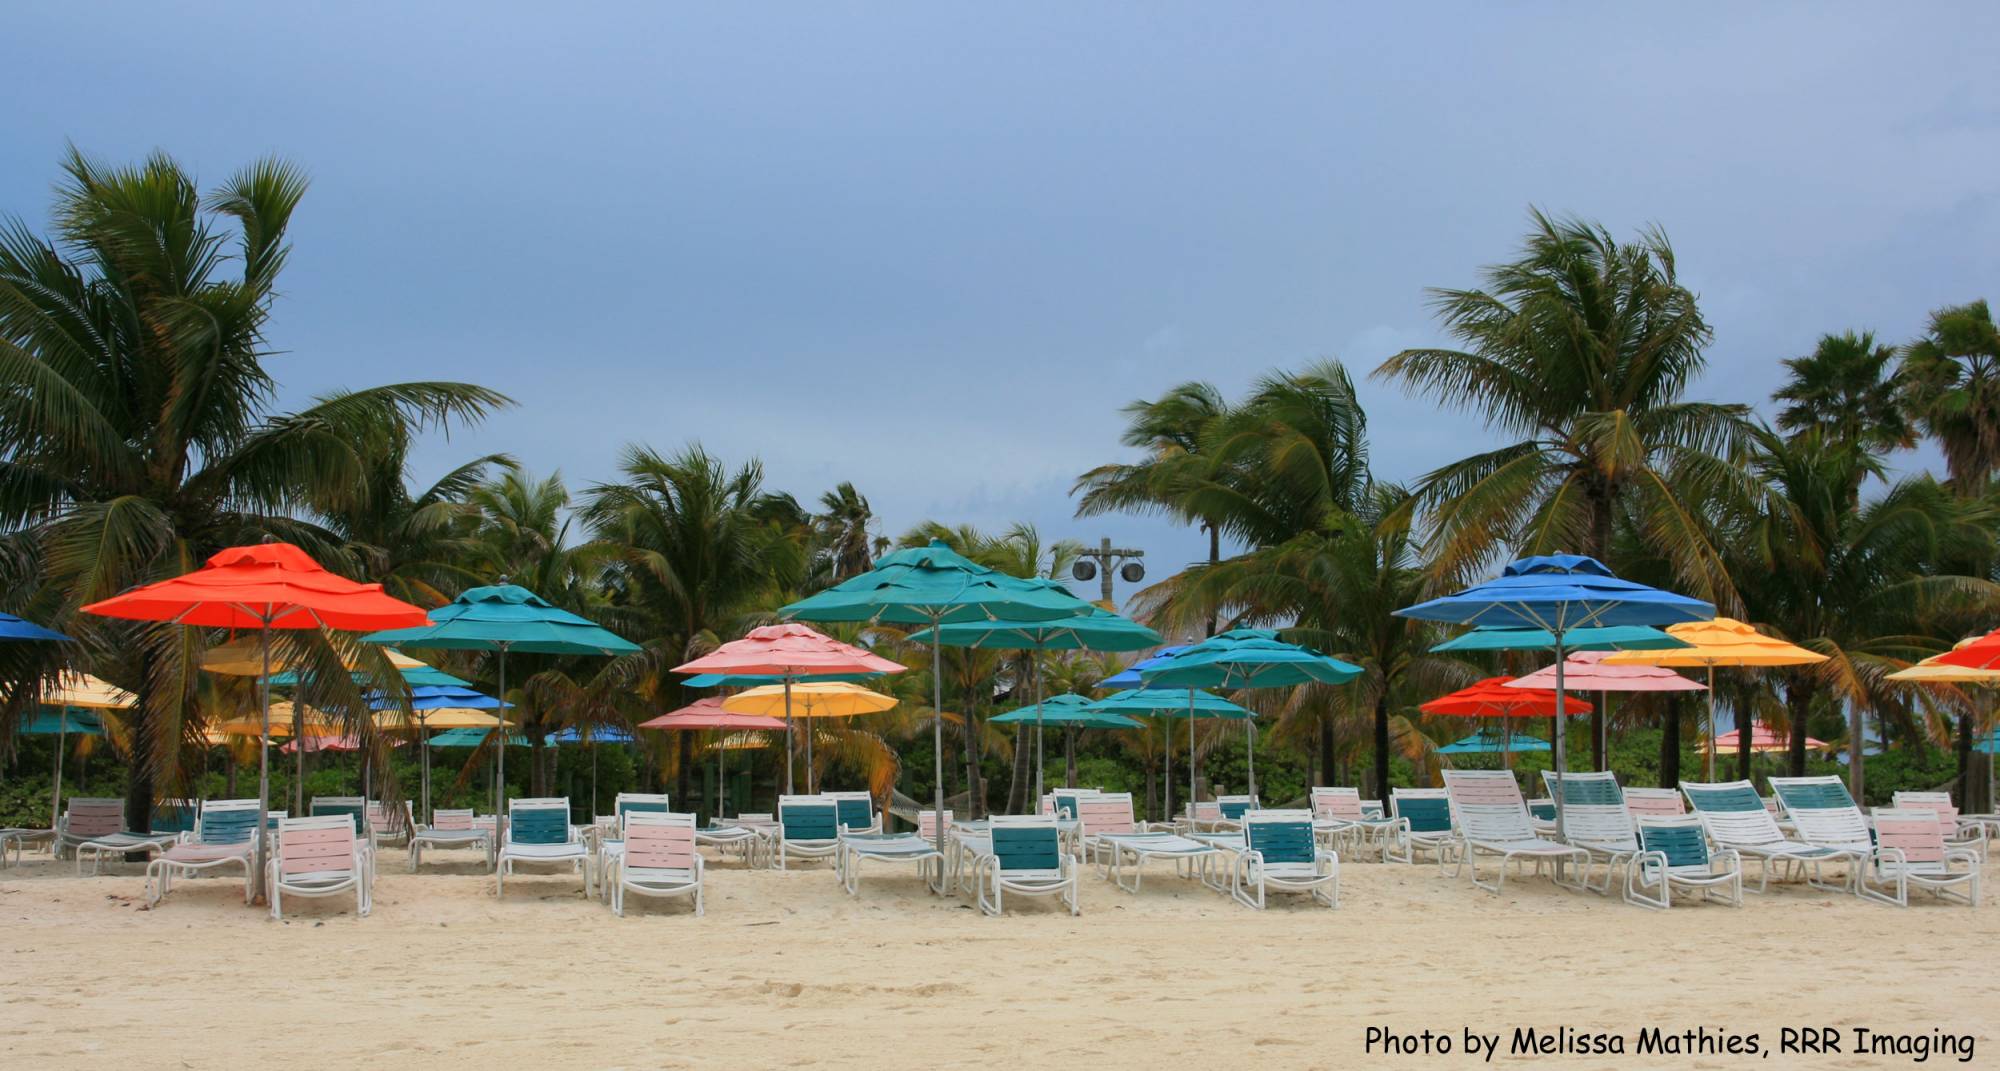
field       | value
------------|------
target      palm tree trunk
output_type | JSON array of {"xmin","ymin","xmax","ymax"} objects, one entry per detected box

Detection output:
[
  {"xmin": 1372, "ymin": 693, "xmax": 1391, "ymax": 801},
  {"xmin": 1205, "ymin": 522, "xmax": 1220, "ymax": 637},
  {"xmin": 1785, "ymin": 676, "xmax": 1814, "ymax": 778},
  {"xmin": 529, "ymin": 737, "xmax": 547, "ymax": 797},
  {"xmin": 1318, "ymin": 711, "xmax": 1335, "ymax": 789},
  {"xmin": 962, "ymin": 688, "xmax": 982, "ymax": 819},
  {"xmin": 1006, "ymin": 725, "xmax": 1030, "ymax": 813},
  {"xmin": 675, "ymin": 734, "xmax": 693, "ymax": 812},
  {"xmin": 1955, "ymin": 709, "xmax": 1974, "ymax": 810},
  {"xmin": 1659, "ymin": 694, "xmax": 1681, "ymax": 788},
  {"xmin": 124, "ymin": 674, "xmax": 157, "ymax": 836}
]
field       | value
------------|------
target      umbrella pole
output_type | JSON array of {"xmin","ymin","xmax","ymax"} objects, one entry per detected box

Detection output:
[
  {"xmin": 1246, "ymin": 720, "xmax": 1256, "ymax": 801},
  {"xmin": 1163, "ymin": 717, "xmax": 1173, "ymax": 824},
  {"xmin": 784, "ymin": 676, "xmax": 795, "ymax": 795},
  {"xmin": 255, "ymin": 624, "xmax": 272, "ymax": 902},
  {"xmin": 293, "ymin": 696, "xmax": 305, "ymax": 814},
  {"xmin": 495, "ymin": 645, "xmax": 508, "ymax": 835},
  {"xmin": 1033, "ymin": 650, "xmax": 1045, "ymax": 806},
  {"xmin": 930, "ymin": 614, "xmax": 946, "ymax": 856},
  {"xmin": 1552, "ymin": 632, "xmax": 1567, "ymax": 841},
  {"xmin": 1187, "ymin": 687, "xmax": 1196, "ymax": 823},
  {"xmin": 806, "ymin": 701, "xmax": 815, "ymax": 794},
  {"xmin": 1066, "ymin": 724, "xmax": 1076, "ymax": 789},
  {"xmin": 1705, "ymin": 663, "xmax": 1717, "ymax": 781},
  {"xmin": 716, "ymin": 731, "xmax": 725, "ymax": 820},
  {"xmin": 421, "ymin": 713, "xmax": 432, "ymax": 825},
  {"xmin": 51, "ymin": 702, "xmax": 65, "ymax": 832}
]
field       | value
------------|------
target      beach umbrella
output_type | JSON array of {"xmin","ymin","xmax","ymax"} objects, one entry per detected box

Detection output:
[
  {"xmin": 1437, "ymin": 728, "xmax": 1550, "ymax": 755},
  {"xmin": 81, "ymin": 543, "xmax": 428, "ymax": 894},
  {"xmin": 1429, "ymin": 624, "xmax": 1693, "ymax": 653},
  {"xmin": 0, "ymin": 611, "xmax": 71, "ymax": 643},
  {"xmin": 1604, "ymin": 617, "xmax": 1828, "ymax": 781},
  {"xmin": 366, "ymin": 685, "xmax": 508, "ymax": 823},
  {"xmin": 1889, "ymin": 638, "xmax": 2000, "ymax": 812},
  {"xmin": 1139, "ymin": 629, "xmax": 1361, "ymax": 808},
  {"xmin": 909, "ymin": 607, "xmax": 1161, "ymax": 802},
  {"xmin": 990, "ymin": 693, "xmax": 1142, "ymax": 789},
  {"xmin": 430, "ymin": 727, "xmax": 530, "ymax": 748},
  {"xmin": 1087, "ymin": 687, "xmax": 1255, "ymax": 819},
  {"xmin": 364, "ymin": 582, "xmax": 639, "ymax": 826},
  {"xmin": 1422, "ymin": 677, "xmax": 1592, "ymax": 770},
  {"xmin": 280, "ymin": 734, "xmax": 410, "ymax": 754},
  {"xmin": 672, "ymin": 623, "xmax": 904, "ymax": 794},
  {"xmin": 1712, "ymin": 722, "xmax": 1830, "ymax": 754},
  {"xmin": 781, "ymin": 540, "xmax": 1092, "ymax": 850},
  {"xmin": 721, "ymin": 682, "xmax": 897, "ymax": 792},
  {"xmin": 1933, "ymin": 627, "xmax": 2000, "ymax": 671},
  {"xmin": 20, "ymin": 704, "xmax": 100, "ymax": 829},
  {"xmin": 640, "ymin": 697, "xmax": 786, "ymax": 818},
  {"xmin": 1506, "ymin": 651, "xmax": 1706, "ymax": 770},
  {"xmin": 1101, "ymin": 645, "xmax": 1192, "ymax": 688},
  {"xmin": 1396, "ymin": 554, "xmax": 1713, "ymax": 833}
]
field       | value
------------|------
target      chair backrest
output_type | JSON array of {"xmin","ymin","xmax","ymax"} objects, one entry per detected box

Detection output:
[
  {"xmin": 1038, "ymin": 794, "xmax": 1055, "ymax": 816},
  {"xmin": 918, "ymin": 810, "xmax": 952, "ymax": 839},
  {"xmin": 312, "ymin": 796, "xmax": 368, "ymax": 835},
  {"xmin": 1217, "ymin": 794, "xmax": 1258, "ymax": 821},
  {"xmin": 614, "ymin": 793, "xmax": 672, "ymax": 823},
  {"xmin": 1360, "ymin": 800, "xmax": 1385, "ymax": 820},
  {"xmin": 1527, "ymin": 799, "xmax": 1557, "ymax": 822},
  {"xmin": 64, "ymin": 797, "xmax": 125, "ymax": 839},
  {"xmin": 1542, "ymin": 771, "xmax": 1636, "ymax": 850},
  {"xmin": 265, "ymin": 810, "xmax": 290, "ymax": 830},
  {"xmin": 1767, "ymin": 776, "xmax": 1871, "ymax": 851},
  {"xmin": 1076, "ymin": 792, "xmax": 1136, "ymax": 837},
  {"xmin": 1311, "ymin": 787, "xmax": 1365, "ymax": 822},
  {"xmin": 277, "ymin": 814, "xmax": 358, "ymax": 877},
  {"xmin": 1245, "ymin": 810, "xmax": 1317, "ymax": 865},
  {"xmin": 778, "ymin": 795, "xmax": 838, "ymax": 841},
  {"xmin": 1623, "ymin": 787, "xmax": 1687, "ymax": 819},
  {"xmin": 1892, "ymin": 792, "xmax": 1962, "ymax": 840},
  {"xmin": 507, "ymin": 798, "xmax": 574, "ymax": 845},
  {"xmin": 1390, "ymin": 788, "xmax": 1452, "ymax": 833},
  {"xmin": 623, "ymin": 811, "xmax": 699, "ymax": 874},
  {"xmin": 1050, "ymin": 789, "xmax": 1101, "ymax": 821},
  {"xmin": 153, "ymin": 799, "xmax": 200, "ymax": 834},
  {"xmin": 1189, "ymin": 801, "xmax": 1222, "ymax": 824},
  {"xmin": 1442, "ymin": 770, "xmax": 1536, "ymax": 842},
  {"xmin": 1635, "ymin": 815, "xmax": 1712, "ymax": 869},
  {"xmin": 471, "ymin": 815, "xmax": 497, "ymax": 834},
  {"xmin": 824, "ymin": 791, "xmax": 874, "ymax": 831},
  {"xmin": 431, "ymin": 807, "xmax": 475, "ymax": 831},
  {"xmin": 988, "ymin": 815, "xmax": 1062, "ymax": 875},
  {"xmin": 1680, "ymin": 780, "xmax": 1788, "ymax": 848},
  {"xmin": 1870, "ymin": 808, "xmax": 1948, "ymax": 874},
  {"xmin": 196, "ymin": 799, "xmax": 260, "ymax": 845}
]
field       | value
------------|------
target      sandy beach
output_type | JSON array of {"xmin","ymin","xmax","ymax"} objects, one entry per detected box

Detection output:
[{"xmin": 3, "ymin": 845, "xmax": 1992, "ymax": 1070}]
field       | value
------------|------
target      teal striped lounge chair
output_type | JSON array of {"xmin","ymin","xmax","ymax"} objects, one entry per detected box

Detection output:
[
  {"xmin": 496, "ymin": 797, "xmax": 589, "ymax": 896},
  {"xmin": 837, "ymin": 830, "xmax": 946, "ymax": 896},
  {"xmin": 144, "ymin": 798, "xmax": 260, "ymax": 906},
  {"xmin": 1626, "ymin": 815, "xmax": 1743, "ymax": 910},
  {"xmin": 1441, "ymin": 770, "xmax": 1589, "ymax": 893},
  {"xmin": 1679, "ymin": 780, "xmax": 1855, "ymax": 894},
  {"xmin": 974, "ymin": 815, "xmax": 1079, "ymax": 916},
  {"xmin": 825, "ymin": 791, "xmax": 880, "ymax": 834},
  {"xmin": 1386, "ymin": 788, "xmax": 1456, "ymax": 867},
  {"xmin": 777, "ymin": 795, "xmax": 841, "ymax": 870},
  {"xmin": 1540, "ymin": 770, "xmax": 1642, "ymax": 896},
  {"xmin": 1864, "ymin": 808, "xmax": 1981, "ymax": 908},
  {"xmin": 1231, "ymin": 810, "xmax": 1337, "ymax": 909},
  {"xmin": 610, "ymin": 810, "xmax": 704, "ymax": 917},
  {"xmin": 267, "ymin": 813, "xmax": 371, "ymax": 919},
  {"xmin": 1768, "ymin": 775, "xmax": 1886, "ymax": 899}
]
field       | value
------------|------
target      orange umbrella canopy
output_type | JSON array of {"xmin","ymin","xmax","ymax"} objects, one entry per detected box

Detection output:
[
  {"xmin": 1421, "ymin": 676, "xmax": 1594, "ymax": 719},
  {"xmin": 83, "ymin": 543, "xmax": 430, "ymax": 631},
  {"xmin": 1935, "ymin": 628, "xmax": 2000, "ymax": 672}
]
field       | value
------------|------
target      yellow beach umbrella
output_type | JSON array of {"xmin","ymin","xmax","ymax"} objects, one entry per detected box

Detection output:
[
  {"xmin": 202, "ymin": 636, "xmax": 428, "ymax": 676},
  {"xmin": 1887, "ymin": 638, "xmax": 2000, "ymax": 812},
  {"xmin": 373, "ymin": 707, "xmax": 512, "ymax": 730},
  {"xmin": 724, "ymin": 682, "xmax": 896, "ymax": 793},
  {"xmin": 210, "ymin": 701, "xmax": 342, "ymax": 739},
  {"xmin": 44, "ymin": 672, "xmax": 136, "ymax": 709},
  {"xmin": 1604, "ymin": 617, "xmax": 1827, "ymax": 780}
]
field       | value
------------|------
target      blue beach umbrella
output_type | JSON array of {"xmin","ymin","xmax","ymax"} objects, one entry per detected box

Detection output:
[
  {"xmin": 1395, "ymin": 555, "xmax": 1713, "ymax": 832},
  {"xmin": 430, "ymin": 727, "xmax": 529, "ymax": 748},
  {"xmin": 1101, "ymin": 645, "xmax": 1191, "ymax": 688},
  {"xmin": 368, "ymin": 684, "xmax": 508, "ymax": 821}
]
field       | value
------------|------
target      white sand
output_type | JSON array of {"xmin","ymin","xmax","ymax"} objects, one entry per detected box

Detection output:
[{"xmin": 2, "ymin": 845, "xmax": 1993, "ymax": 1069}]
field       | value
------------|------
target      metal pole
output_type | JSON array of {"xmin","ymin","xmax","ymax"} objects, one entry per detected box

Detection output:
[
  {"xmin": 1032, "ymin": 649, "xmax": 1045, "ymax": 805},
  {"xmin": 255, "ymin": 623, "xmax": 272, "ymax": 900},
  {"xmin": 1163, "ymin": 715, "xmax": 1173, "ymax": 823},
  {"xmin": 50, "ymin": 704, "xmax": 65, "ymax": 831},
  {"xmin": 715, "ymin": 731, "xmax": 725, "ymax": 819},
  {"xmin": 293, "ymin": 691, "xmax": 304, "ymax": 814},
  {"xmin": 421, "ymin": 712, "xmax": 432, "ymax": 824},
  {"xmin": 930, "ymin": 614, "xmax": 946, "ymax": 855},
  {"xmin": 783, "ymin": 676, "xmax": 795, "ymax": 795},
  {"xmin": 495, "ymin": 644, "xmax": 508, "ymax": 834},
  {"xmin": 805, "ymin": 694, "xmax": 815, "ymax": 794},
  {"xmin": 1246, "ymin": 720, "xmax": 1256, "ymax": 800},
  {"xmin": 1705, "ymin": 664, "xmax": 1717, "ymax": 781},
  {"xmin": 1187, "ymin": 687, "xmax": 1197, "ymax": 822},
  {"xmin": 1552, "ymin": 633, "xmax": 1567, "ymax": 839}
]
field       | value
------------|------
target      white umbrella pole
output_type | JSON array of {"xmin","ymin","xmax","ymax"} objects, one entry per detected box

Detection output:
[
  {"xmin": 1187, "ymin": 687, "xmax": 1197, "ymax": 822},
  {"xmin": 1163, "ymin": 716, "xmax": 1173, "ymax": 823},
  {"xmin": 421, "ymin": 713, "xmax": 432, "ymax": 825},
  {"xmin": 805, "ymin": 698, "xmax": 815, "ymax": 794},
  {"xmin": 784, "ymin": 676, "xmax": 795, "ymax": 795},
  {"xmin": 293, "ymin": 696, "xmax": 304, "ymax": 814},
  {"xmin": 50, "ymin": 704, "xmax": 65, "ymax": 832},
  {"xmin": 255, "ymin": 624, "xmax": 272, "ymax": 901},
  {"xmin": 1552, "ymin": 632, "xmax": 1567, "ymax": 840},
  {"xmin": 1032, "ymin": 651, "xmax": 1045, "ymax": 805},
  {"xmin": 495, "ymin": 644, "xmax": 509, "ymax": 834},
  {"xmin": 715, "ymin": 731, "xmax": 725, "ymax": 819},
  {"xmin": 1246, "ymin": 719, "xmax": 1256, "ymax": 800},
  {"xmin": 930, "ymin": 614, "xmax": 946, "ymax": 855}
]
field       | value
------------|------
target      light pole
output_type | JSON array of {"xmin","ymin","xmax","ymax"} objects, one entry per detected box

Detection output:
[{"xmin": 1071, "ymin": 537, "xmax": 1145, "ymax": 608}]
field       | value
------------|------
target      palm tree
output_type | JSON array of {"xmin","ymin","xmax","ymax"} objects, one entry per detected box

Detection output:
[
  {"xmin": 1901, "ymin": 300, "xmax": 2000, "ymax": 496},
  {"xmin": 1373, "ymin": 210, "xmax": 1748, "ymax": 595},
  {"xmin": 0, "ymin": 148, "xmax": 505, "ymax": 829},
  {"xmin": 1773, "ymin": 330, "xmax": 1912, "ymax": 464},
  {"xmin": 814, "ymin": 482, "xmax": 877, "ymax": 581},
  {"xmin": 319, "ymin": 420, "xmax": 515, "ymax": 608}
]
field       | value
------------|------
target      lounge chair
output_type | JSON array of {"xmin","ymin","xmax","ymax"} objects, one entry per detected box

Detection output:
[
  {"xmin": 609, "ymin": 810, "xmax": 704, "ymax": 916},
  {"xmin": 368, "ymin": 800, "xmax": 408, "ymax": 853},
  {"xmin": 971, "ymin": 815, "xmax": 1079, "ymax": 917},
  {"xmin": 267, "ymin": 813, "xmax": 371, "ymax": 919},
  {"xmin": 1623, "ymin": 787, "xmax": 1687, "ymax": 820},
  {"xmin": 1863, "ymin": 808, "xmax": 1981, "ymax": 908},
  {"xmin": 1891, "ymin": 791, "xmax": 1988, "ymax": 862},
  {"xmin": 1625, "ymin": 815, "xmax": 1743, "ymax": 910},
  {"xmin": 406, "ymin": 804, "xmax": 494, "ymax": 871},
  {"xmin": 1309, "ymin": 787, "xmax": 1407, "ymax": 862},
  {"xmin": 1680, "ymin": 780, "xmax": 1857, "ymax": 894},
  {"xmin": 593, "ymin": 792, "xmax": 672, "ymax": 893},
  {"xmin": 1215, "ymin": 794, "xmax": 1258, "ymax": 830},
  {"xmin": 1084, "ymin": 793, "xmax": 1222, "ymax": 893},
  {"xmin": 694, "ymin": 822, "xmax": 763, "ymax": 867},
  {"xmin": 837, "ymin": 828, "xmax": 946, "ymax": 896},
  {"xmin": 1229, "ymin": 810, "xmax": 1338, "ymax": 909},
  {"xmin": 495, "ymin": 797, "xmax": 590, "ymax": 896},
  {"xmin": 1540, "ymin": 770, "xmax": 1643, "ymax": 896},
  {"xmin": 64, "ymin": 797, "xmax": 179, "ymax": 873},
  {"xmin": 1385, "ymin": 788, "xmax": 1456, "ymax": 867},
  {"xmin": 145, "ymin": 798, "xmax": 260, "ymax": 906},
  {"xmin": 776, "ymin": 795, "xmax": 840, "ymax": 870},
  {"xmin": 311, "ymin": 797, "xmax": 376, "ymax": 878},
  {"xmin": 825, "ymin": 790, "xmax": 881, "ymax": 835},
  {"xmin": 1441, "ymin": 770, "xmax": 1589, "ymax": 893}
]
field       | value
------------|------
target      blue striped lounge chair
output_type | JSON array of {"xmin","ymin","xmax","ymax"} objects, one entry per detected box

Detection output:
[
  {"xmin": 975, "ymin": 815, "xmax": 1079, "ymax": 917},
  {"xmin": 1680, "ymin": 780, "xmax": 1856, "ymax": 894},
  {"xmin": 496, "ymin": 797, "xmax": 589, "ymax": 896},
  {"xmin": 144, "ymin": 798, "xmax": 260, "ymax": 906},
  {"xmin": 837, "ymin": 827, "xmax": 947, "ymax": 896},
  {"xmin": 1441, "ymin": 770, "xmax": 1589, "ymax": 893},
  {"xmin": 1540, "ymin": 770, "xmax": 1643, "ymax": 896},
  {"xmin": 1386, "ymin": 788, "xmax": 1456, "ymax": 867},
  {"xmin": 1626, "ymin": 815, "xmax": 1743, "ymax": 910},
  {"xmin": 1231, "ymin": 810, "xmax": 1337, "ymax": 909},
  {"xmin": 1864, "ymin": 808, "xmax": 1981, "ymax": 908},
  {"xmin": 610, "ymin": 811, "xmax": 704, "ymax": 917},
  {"xmin": 267, "ymin": 813, "xmax": 371, "ymax": 919},
  {"xmin": 777, "ymin": 795, "xmax": 841, "ymax": 870}
]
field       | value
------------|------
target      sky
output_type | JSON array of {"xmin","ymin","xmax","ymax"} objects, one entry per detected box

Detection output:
[{"xmin": 9, "ymin": 4, "xmax": 1998, "ymax": 613}]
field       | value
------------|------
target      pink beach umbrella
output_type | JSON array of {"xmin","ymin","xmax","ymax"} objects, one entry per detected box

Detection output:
[
  {"xmin": 1507, "ymin": 651, "xmax": 1706, "ymax": 771},
  {"xmin": 639, "ymin": 697, "xmax": 785, "ymax": 818},
  {"xmin": 1712, "ymin": 723, "xmax": 1831, "ymax": 754}
]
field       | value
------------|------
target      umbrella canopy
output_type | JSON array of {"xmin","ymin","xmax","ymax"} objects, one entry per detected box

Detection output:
[
  {"xmin": 639, "ymin": 697, "xmax": 788, "ymax": 731},
  {"xmin": 722, "ymin": 682, "xmax": 897, "ymax": 718},
  {"xmin": 20, "ymin": 709, "xmax": 104, "ymax": 734},
  {"xmin": 368, "ymin": 684, "xmax": 508, "ymax": 711},
  {"xmin": 1713, "ymin": 723, "xmax": 1830, "ymax": 753},
  {"xmin": 547, "ymin": 726, "xmax": 636, "ymax": 744},
  {"xmin": 1430, "ymin": 624, "xmax": 1693, "ymax": 653},
  {"xmin": 1934, "ymin": 628, "xmax": 2000, "ymax": 672},
  {"xmin": 1422, "ymin": 677, "xmax": 1592, "ymax": 718},
  {"xmin": 682, "ymin": 671, "xmax": 881, "ymax": 688},
  {"xmin": 1088, "ymin": 687, "xmax": 1255, "ymax": 719},
  {"xmin": 1437, "ymin": 728, "xmax": 1550, "ymax": 754},
  {"xmin": 1603, "ymin": 617, "xmax": 1828, "ymax": 780},
  {"xmin": 42, "ymin": 672, "xmax": 135, "ymax": 708},
  {"xmin": 0, "ymin": 611, "xmax": 71, "ymax": 643},
  {"xmin": 1101, "ymin": 645, "xmax": 1191, "ymax": 688},
  {"xmin": 279, "ymin": 734, "xmax": 406, "ymax": 754},
  {"xmin": 1507, "ymin": 651, "xmax": 1707, "ymax": 693},
  {"xmin": 376, "ymin": 707, "xmax": 510, "ymax": 730},
  {"xmin": 989, "ymin": 693, "xmax": 1143, "ymax": 728},
  {"xmin": 1976, "ymin": 729, "xmax": 2000, "ymax": 754},
  {"xmin": 1887, "ymin": 638, "xmax": 2000, "ymax": 684},
  {"xmin": 210, "ymin": 702, "xmax": 343, "ymax": 738},
  {"xmin": 430, "ymin": 727, "xmax": 529, "ymax": 748},
  {"xmin": 203, "ymin": 637, "xmax": 430, "ymax": 677}
]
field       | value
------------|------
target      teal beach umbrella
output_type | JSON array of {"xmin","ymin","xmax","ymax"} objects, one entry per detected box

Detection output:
[
  {"xmin": 1430, "ymin": 624, "xmax": 1694, "ymax": 653},
  {"xmin": 1088, "ymin": 687, "xmax": 1255, "ymax": 819},
  {"xmin": 989, "ymin": 693, "xmax": 1144, "ymax": 789},
  {"xmin": 1437, "ymin": 728, "xmax": 1550, "ymax": 755},
  {"xmin": 430, "ymin": 727, "xmax": 530, "ymax": 748}
]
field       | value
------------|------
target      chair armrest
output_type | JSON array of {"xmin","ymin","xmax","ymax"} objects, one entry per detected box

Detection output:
[
  {"xmin": 1869, "ymin": 845, "xmax": 1906, "ymax": 871},
  {"xmin": 1712, "ymin": 848, "xmax": 1741, "ymax": 873},
  {"xmin": 1943, "ymin": 847, "xmax": 1980, "ymax": 868}
]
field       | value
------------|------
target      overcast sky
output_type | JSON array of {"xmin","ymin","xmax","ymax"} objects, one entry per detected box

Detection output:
[{"xmin": 9, "ymin": 4, "xmax": 1997, "ymax": 607}]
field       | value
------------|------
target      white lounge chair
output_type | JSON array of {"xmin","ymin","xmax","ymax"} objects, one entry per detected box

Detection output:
[
  {"xmin": 609, "ymin": 811, "xmax": 704, "ymax": 916},
  {"xmin": 267, "ymin": 813, "xmax": 371, "ymax": 919},
  {"xmin": 838, "ymin": 828, "xmax": 946, "ymax": 896},
  {"xmin": 1626, "ymin": 815, "xmax": 1743, "ymax": 910},
  {"xmin": 1623, "ymin": 787, "xmax": 1687, "ymax": 820},
  {"xmin": 824, "ymin": 790, "xmax": 881, "ymax": 834},
  {"xmin": 776, "ymin": 795, "xmax": 840, "ymax": 870},
  {"xmin": 1680, "ymin": 780, "xmax": 1857, "ymax": 894},
  {"xmin": 0, "ymin": 827, "xmax": 54, "ymax": 866},
  {"xmin": 1085, "ymin": 793, "xmax": 1221, "ymax": 893},
  {"xmin": 311, "ymin": 797, "xmax": 377, "ymax": 879},
  {"xmin": 1863, "ymin": 808, "xmax": 1981, "ymax": 908},
  {"xmin": 1310, "ymin": 787, "xmax": 1407, "ymax": 862},
  {"xmin": 1541, "ymin": 770, "xmax": 1643, "ymax": 896},
  {"xmin": 64, "ymin": 797, "xmax": 179, "ymax": 873},
  {"xmin": 145, "ymin": 798, "xmax": 259, "ymax": 905},
  {"xmin": 1891, "ymin": 791, "xmax": 1988, "ymax": 862},
  {"xmin": 1441, "ymin": 770, "xmax": 1588, "ymax": 894},
  {"xmin": 496, "ymin": 797, "xmax": 589, "ymax": 896},
  {"xmin": 1385, "ymin": 788, "xmax": 1456, "ymax": 867},
  {"xmin": 1230, "ymin": 810, "xmax": 1338, "ymax": 909},
  {"xmin": 968, "ymin": 815, "xmax": 1078, "ymax": 917},
  {"xmin": 592, "ymin": 792, "xmax": 671, "ymax": 895},
  {"xmin": 406, "ymin": 804, "xmax": 494, "ymax": 870}
]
